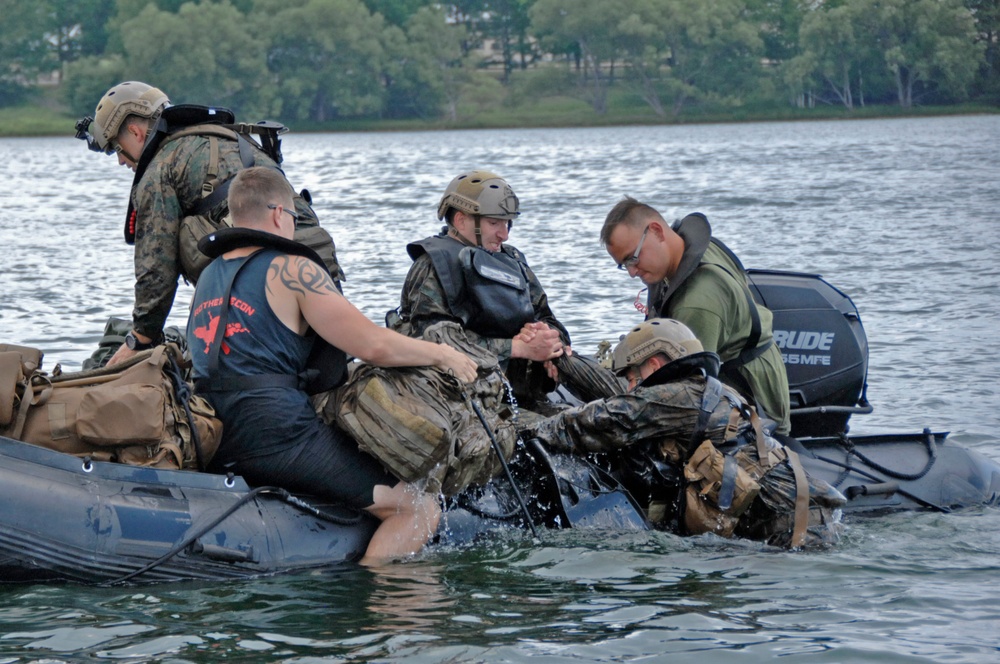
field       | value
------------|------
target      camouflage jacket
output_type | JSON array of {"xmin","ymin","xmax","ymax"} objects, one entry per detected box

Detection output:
[
  {"xmin": 129, "ymin": 134, "xmax": 336, "ymax": 340},
  {"xmin": 392, "ymin": 244, "xmax": 569, "ymax": 363},
  {"xmin": 526, "ymin": 373, "xmax": 748, "ymax": 458}
]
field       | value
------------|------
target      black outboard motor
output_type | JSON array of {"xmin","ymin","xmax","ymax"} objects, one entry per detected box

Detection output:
[{"xmin": 747, "ymin": 270, "xmax": 872, "ymax": 438}]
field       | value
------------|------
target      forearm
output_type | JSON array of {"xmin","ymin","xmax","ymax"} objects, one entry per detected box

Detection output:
[
  {"xmin": 131, "ymin": 172, "xmax": 184, "ymax": 340},
  {"xmin": 131, "ymin": 233, "xmax": 181, "ymax": 340},
  {"xmin": 355, "ymin": 326, "xmax": 452, "ymax": 369},
  {"xmin": 529, "ymin": 398, "xmax": 639, "ymax": 454},
  {"xmin": 530, "ymin": 391, "xmax": 702, "ymax": 455}
]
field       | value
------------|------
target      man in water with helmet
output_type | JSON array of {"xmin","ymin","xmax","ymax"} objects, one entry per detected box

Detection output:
[
  {"xmin": 389, "ymin": 171, "xmax": 577, "ymax": 407},
  {"xmin": 76, "ymin": 81, "xmax": 343, "ymax": 367},
  {"xmin": 525, "ymin": 318, "xmax": 844, "ymax": 548}
]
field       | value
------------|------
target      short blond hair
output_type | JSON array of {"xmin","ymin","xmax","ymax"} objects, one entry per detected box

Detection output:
[
  {"xmin": 227, "ymin": 166, "xmax": 295, "ymax": 226},
  {"xmin": 600, "ymin": 196, "xmax": 665, "ymax": 246}
]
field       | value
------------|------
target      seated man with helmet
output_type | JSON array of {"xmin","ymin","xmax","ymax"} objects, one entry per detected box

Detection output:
[
  {"xmin": 388, "ymin": 170, "xmax": 624, "ymax": 413},
  {"xmin": 76, "ymin": 81, "xmax": 343, "ymax": 368},
  {"xmin": 524, "ymin": 318, "xmax": 845, "ymax": 548}
]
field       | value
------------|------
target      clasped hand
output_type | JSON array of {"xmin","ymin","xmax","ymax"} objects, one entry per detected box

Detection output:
[{"xmin": 512, "ymin": 322, "xmax": 572, "ymax": 381}]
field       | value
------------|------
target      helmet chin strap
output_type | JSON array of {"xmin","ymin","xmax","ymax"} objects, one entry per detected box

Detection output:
[
  {"xmin": 473, "ymin": 215, "xmax": 483, "ymax": 247},
  {"xmin": 448, "ymin": 212, "xmax": 484, "ymax": 248}
]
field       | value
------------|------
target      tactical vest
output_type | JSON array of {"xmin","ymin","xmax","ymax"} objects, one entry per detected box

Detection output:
[
  {"xmin": 124, "ymin": 104, "xmax": 287, "ymax": 245},
  {"xmin": 621, "ymin": 358, "xmax": 810, "ymax": 547},
  {"xmin": 406, "ymin": 235, "xmax": 535, "ymax": 338},
  {"xmin": 192, "ymin": 228, "xmax": 348, "ymax": 396},
  {"xmin": 123, "ymin": 104, "xmax": 341, "ymax": 285}
]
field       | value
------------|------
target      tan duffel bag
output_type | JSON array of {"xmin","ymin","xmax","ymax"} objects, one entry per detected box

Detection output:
[{"xmin": 0, "ymin": 343, "xmax": 222, "ymax": 471}]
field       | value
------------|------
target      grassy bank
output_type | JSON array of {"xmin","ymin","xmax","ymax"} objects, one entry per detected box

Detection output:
[{"xmin": 2, "ymin": 97, "xmax": 996, "ymax": 138}]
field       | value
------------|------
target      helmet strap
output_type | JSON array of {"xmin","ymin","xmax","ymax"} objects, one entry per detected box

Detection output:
[
  {"xmin": 447, "ymin": 211, "xmax": 483, "ymax": 248},
  {"xmin": 473, "ymin": 215, "xmax": 483, "ymax": 247}
]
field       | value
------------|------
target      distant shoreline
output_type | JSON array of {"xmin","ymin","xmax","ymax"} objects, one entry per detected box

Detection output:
[{"xmin": 2, "ymin": 101, "xmax": 996, "ymax": 139}]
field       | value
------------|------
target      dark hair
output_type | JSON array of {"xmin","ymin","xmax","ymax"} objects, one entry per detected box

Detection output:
[{"xmin": 600, "ymin": 196, "xmax": 664, "ymax": 246}]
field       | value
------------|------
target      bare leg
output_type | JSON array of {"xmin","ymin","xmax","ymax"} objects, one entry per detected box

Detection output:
[{"xmin": 361, "ymin": 481, "xmax": 441, "ymax": 564}]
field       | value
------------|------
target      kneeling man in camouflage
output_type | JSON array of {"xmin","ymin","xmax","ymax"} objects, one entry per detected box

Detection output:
[{"xmin": 524, "ymin": 318, "xmax": 845, "ymax": 548}]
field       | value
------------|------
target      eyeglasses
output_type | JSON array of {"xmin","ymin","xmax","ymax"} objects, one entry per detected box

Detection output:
[
  {"xmin": 617, "ymin": 225, "xmax": 650, "ymax": 271},
  {"xmin": 267, "ymin": 204, "xmax": 300, "ymax": 222}
]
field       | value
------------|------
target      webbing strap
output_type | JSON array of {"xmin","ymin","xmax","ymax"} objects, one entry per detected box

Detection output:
[
  {"xmin": 206, "ymin": 136, "xmax": 219, "ymax": 194},
  {"xmin": 784, "ymin": 449, "xmax": 811, "ymax": 548},
  {"xmin": 687, "ymin": 376, "xmax": 723, "ymax": 456},
  {"xmin": 748, "ymin": 407, "xmax": 771, "ymax": 468},
  {"xmin": 189, "ymin": 134, "xmax": 258, "ymax": 216},
  {"xmin": 8, "ymin": 378, "xmax": 45, "ymax": 441},
  {"xmin": 717, "ymin": 455, "xmax": 739, "ymax": 510}
]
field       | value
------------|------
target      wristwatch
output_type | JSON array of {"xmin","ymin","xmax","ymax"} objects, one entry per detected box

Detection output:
[{"xmin": 125, "ymin": 330, "xmax": 157, "ymax": 351}]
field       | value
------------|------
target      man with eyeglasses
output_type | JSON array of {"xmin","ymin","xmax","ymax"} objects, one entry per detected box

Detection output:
[
  {"xmin": 77, "ymin": 81, "xmax": 342, "ymax": 368},
  {"xmin": 389, "ymin": 171, "xmax": 584, "ymax": 409},
  {"xmin": 601, "ymin": 196, "xmax": 791, "ymax": 436},
  {"xmin": 187, "ymin": 167, "xmax": 479, "ymax": 563}
]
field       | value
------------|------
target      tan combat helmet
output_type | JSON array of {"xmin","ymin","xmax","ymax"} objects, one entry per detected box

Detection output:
[
  {"xmin": 91, "ymin": 81, "xmax": 169, "ymax": 153},
  {"xmin": 437, "ymin": 170, "xmax": 520, "ymax": 221},
  {"xmin": 612, "ymin": 318, "xmax": 704, "ymax": 376}
]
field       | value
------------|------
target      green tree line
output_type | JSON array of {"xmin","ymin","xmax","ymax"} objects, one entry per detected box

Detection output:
[{"xmin": 1, "ymin": 0, "xmax": 997, "ymax": 125}]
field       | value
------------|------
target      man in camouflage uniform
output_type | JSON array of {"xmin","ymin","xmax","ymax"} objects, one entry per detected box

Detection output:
[
  {"xmin": 525, "ymin": 318, "xmax": 844, "ymax": 548},
  {"xmin": 78, "ymin": 81, "xmax": 343, "ymax": 367},
  {"xmin": 388, "ymin": 170, "xmax": 575, "ymax": 408}
]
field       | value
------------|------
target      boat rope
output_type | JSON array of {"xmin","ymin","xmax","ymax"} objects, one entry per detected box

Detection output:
[
  {"xmin": 468, "ymin": 397, "xmax": 539, "ymax": 540},
  {"xmin": 163, "ymin": 352, "xmax": 207, "ymax": 471},
  {"xmin": 101, "ymin": 486, "xmax": 364, "ymax": 586},
  {"xmin": 834, "ymin": 428, "xmax": 938, "ymax": 481},
  {"xmin": 808, "ymin": 452, "xmax": 950, "ymax": 512},
  {"xmin": 452, "ymin": 494, "xmax": 522, "ymax": 522}
]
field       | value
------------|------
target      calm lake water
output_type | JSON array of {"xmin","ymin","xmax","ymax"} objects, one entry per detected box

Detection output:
[{"xmin": 1, "ymin": 116, "xmax": 999, "ymax": 662}]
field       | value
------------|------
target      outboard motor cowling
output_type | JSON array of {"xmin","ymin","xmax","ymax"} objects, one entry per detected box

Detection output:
[{"xmin": 747, "ymin": 270, "xmax": 871, "ymax": 438}]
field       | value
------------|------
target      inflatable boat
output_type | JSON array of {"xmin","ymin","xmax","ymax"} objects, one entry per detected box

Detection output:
[{"xmin": 0, "ymin": 270, "xmax": 997, "ymax": 585}]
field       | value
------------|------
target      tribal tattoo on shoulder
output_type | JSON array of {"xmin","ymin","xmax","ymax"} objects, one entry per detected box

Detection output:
[{"xmin": 267, "ymin": 255, "xmax": 340, "ymax": 297}]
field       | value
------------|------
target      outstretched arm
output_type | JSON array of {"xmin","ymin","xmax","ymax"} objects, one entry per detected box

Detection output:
[
  {"xmin": 528, "ymin": 388, "xmax": 701, "ymax": 454},
  {"xmin": 267, "ymin": 255, "xmax": 477, "ymax": 382}
]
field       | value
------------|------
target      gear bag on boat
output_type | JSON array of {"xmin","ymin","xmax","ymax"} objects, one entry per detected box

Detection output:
[
  {"xmin": 317, "ymin": 322, "xmax": 517, "ymax": 496},
  {"xmin": 0, "ymin": 343, "xmax": 222, "ymax": 471}
]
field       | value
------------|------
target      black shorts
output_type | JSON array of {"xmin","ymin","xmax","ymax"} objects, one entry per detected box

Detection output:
[{"xmin": 216, "ymin": 417, "xmax": 398, "ymax": 508}]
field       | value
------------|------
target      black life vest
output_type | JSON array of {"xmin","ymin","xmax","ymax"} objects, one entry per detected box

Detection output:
[
  {"xmin": 194, "ymin": 228, "xmax": 348, "ymax": 395},
  {"xmin": 406, "ymin": 234, "xmax": 535, "ymax": 338}
]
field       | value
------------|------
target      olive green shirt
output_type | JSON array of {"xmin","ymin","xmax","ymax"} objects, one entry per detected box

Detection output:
[{"xmin": 651, "ymin": 240, "xmax": 791, "ymax": 435}]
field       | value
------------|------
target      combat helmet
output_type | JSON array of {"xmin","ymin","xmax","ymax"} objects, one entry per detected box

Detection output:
[
  {"xmin": 437, "ymin": 170, "xmax": 520, "ymax": 221},
  {"xmin": 90, "ymin": 81, "xmax": 169, "ymax": 153},
  {"xmin": 612, "ymin": 318, "xmax": 707, "ymax": 377}
]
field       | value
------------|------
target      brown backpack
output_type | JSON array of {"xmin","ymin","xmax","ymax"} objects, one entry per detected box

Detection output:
[{"xmin": 0, "ymin": 343, "xmax": 222, "ymax": 471}]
